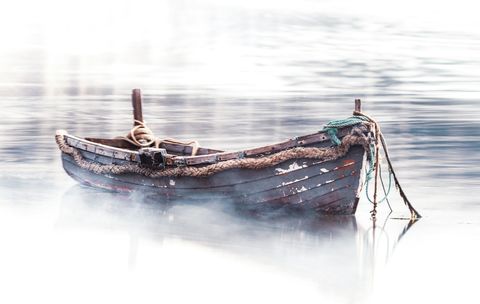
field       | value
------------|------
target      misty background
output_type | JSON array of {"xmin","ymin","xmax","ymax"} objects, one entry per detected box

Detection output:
[{"xmin": 1, "ymin": 0, "xmax": 479, "ymax": 303}]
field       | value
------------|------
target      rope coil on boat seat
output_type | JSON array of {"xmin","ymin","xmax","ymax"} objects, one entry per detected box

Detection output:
[
  {"xmin": 118, "ymin": 120, "xmax": 199, "ymax": 156},
  {"xmin": 123, "ymin": 120, "xmax": 156, "ymax": 147}
]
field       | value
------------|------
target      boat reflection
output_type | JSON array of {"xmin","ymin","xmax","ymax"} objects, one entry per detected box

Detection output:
[{"xmin": 58, "ymin": 185, "xmax": 419, "ymax": 303}]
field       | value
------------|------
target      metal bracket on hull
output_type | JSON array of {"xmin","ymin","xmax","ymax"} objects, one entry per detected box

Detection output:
[{"xmin": 139, "ymin": 148, "xmax": 167, "ymax": 169}]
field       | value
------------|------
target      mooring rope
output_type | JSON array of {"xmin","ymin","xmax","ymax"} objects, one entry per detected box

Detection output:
[
  {"xmin": 378, "ymin": 131, "xmax": 421, "ymax": 219},
  {"xmin": 324, "ymin": 111, "xmax": 421, "ymax": 219},
  {"xmin": 379, "ymin": 164, "xmax": 393, "ymax": 212}
]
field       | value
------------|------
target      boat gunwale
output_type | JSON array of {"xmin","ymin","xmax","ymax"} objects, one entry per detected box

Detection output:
[{"xmin": 58, "ymin": 125, "xmax": 357, "ymax": 167}]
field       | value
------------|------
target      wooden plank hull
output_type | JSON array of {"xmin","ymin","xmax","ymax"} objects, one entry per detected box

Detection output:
[
  {"xmin": 61, "ymin": 143, "xmax": 366, "ymax": 216},
  {"xmin": 55, "ymin": 91, "xmax": 375, "ymax": 217}
]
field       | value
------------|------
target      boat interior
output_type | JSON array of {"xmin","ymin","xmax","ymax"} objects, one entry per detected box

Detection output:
[{"xmin": 85, "ymin": 137, "xmax": 224, "ymax": 156}]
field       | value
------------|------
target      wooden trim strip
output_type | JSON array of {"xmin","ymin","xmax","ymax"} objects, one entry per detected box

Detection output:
[
  {"xmin": 174, "ymin": 127, "xmax": 354, "ymax": 166},
  {"xmin": 65, "ymin": 135, "xmax": 140, "ymax": 162},
  {"xmin": 61, "ymin": 125, "xmax": 355, "ymax": 166}
]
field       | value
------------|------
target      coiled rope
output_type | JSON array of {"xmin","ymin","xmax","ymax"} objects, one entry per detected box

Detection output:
[
  {"xmin": 122, "ymin": 120, "xmax": 156, "ymax": 147},
  {"xmin": 119, "ymin": 120, "xmax": 199, "ymax": 156}
]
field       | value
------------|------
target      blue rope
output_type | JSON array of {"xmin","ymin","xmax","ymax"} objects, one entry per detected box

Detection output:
[{"xmin": 365, "ymin": 164, "xmax": 392, "ymax": 204}]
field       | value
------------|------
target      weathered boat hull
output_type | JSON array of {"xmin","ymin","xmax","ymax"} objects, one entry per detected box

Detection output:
[
  {"xmin": 56, "ymin": 90, "xmax": 371, "ymax": 216},
  {"xmin": 54, "ymin": 90, "xmax": 423, "ymax": 218},
  {"xmin": 60, "ymin": 142, "xmax": 366, "ymax": 216}
]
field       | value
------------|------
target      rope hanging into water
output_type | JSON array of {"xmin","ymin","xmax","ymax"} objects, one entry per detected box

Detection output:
[{"xmin": 323, "ymin": 111, "xmax": 421, "ymax": 219}]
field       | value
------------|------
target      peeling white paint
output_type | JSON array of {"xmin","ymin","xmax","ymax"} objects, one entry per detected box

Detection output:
[
  {"xmin": 296, "ymin": 186, "xmax": 308, "ymax": 193},
  {"xmin": 287, "ymin": 185, "xmax": 309, "ymax": 195},
  {"xmin": 276, "ymin": 176, "xmax": 309, "ymax": 187},
  {"xmin": 275, "ymin": 162, "xmax": 307, "ymax": 174}
]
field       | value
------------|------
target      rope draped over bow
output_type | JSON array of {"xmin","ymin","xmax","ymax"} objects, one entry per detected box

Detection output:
[{"xmin": 323, "ymin": 111, "xmax": 421, "ymax": 220}]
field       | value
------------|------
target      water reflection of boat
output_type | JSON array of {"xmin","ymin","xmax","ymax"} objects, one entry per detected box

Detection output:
[
  {"xmin": 55, "ymin": 89, "xmax": 374, "ymax": 216},
  {"xmin": 58, "ymin": 185, "xmax": 418, "ymax": 303}
]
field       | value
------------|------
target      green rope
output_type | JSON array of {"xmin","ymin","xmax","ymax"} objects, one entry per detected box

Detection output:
[
  {"xmin": 365, "ymin": 164, "xmax": 392, "ymax": 204},
  {"xmin": 323, "ymin": 112, "xmax": 421, "ymax": 218},
  {"xmin": 323, "ymin": 114, "xmax": 391, "ymax": 205},
  {"xmin": 323, "ymin": 116, "xmax": 370, "ymax": 145}
]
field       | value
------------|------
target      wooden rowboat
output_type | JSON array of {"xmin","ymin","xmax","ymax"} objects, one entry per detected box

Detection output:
[{"xmin": 56, "ymin": 89, "xmax": 374, "ymax": 216}]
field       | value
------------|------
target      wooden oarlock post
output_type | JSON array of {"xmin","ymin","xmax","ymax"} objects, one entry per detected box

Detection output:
[
  {"xmin": 355, "ymin": 99, "xmax": 362, "ymax": 113},
  {"xmin": 132, "ymin": 89, "xmax": 144, "ymax": 126}
]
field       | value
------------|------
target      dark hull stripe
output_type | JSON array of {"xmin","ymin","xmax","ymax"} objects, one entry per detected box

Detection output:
[
  {"xmin": 61, "ymin": 142, "xmax": 365, "ymax": 215},
  {"xmin": 63, "ymin": 157, "xmax": 360, "ymax": 210},
  {"xmin": 242, "ymin": 173, "xmax": 359, "ymax": 204},
  {"xmin": 231, "ymin": 188, "xmax": 358, "ymax": 215},
  {"xmin": 62, "ymin": 154, "xmax": 362, "ymax": 200},
  {"xmin": 63, "ymin": 153, "xmax": 358, "ymax": 192}
]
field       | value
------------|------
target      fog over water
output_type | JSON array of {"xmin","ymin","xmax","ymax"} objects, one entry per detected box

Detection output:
[{"xmin": 1, "ymin": 1, "xmax": 480, "ymax": 303}]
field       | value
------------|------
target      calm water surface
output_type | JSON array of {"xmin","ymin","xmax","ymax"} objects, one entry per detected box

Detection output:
[{"xmin": 1, "ymin": 1, "xmax": 479, "ymax": 303}]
